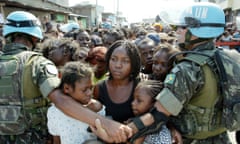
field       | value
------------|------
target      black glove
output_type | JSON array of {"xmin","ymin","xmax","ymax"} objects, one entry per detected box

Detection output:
[{"xmin": 129, "ymin": 107, "xmax": 169, "ymax": 143}]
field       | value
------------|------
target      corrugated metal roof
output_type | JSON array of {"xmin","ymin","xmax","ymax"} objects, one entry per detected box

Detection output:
[
  {"xmin": 4, "ymin": 0, "xmax": 71, "ymax": 13},
  {"xmin": 69, "ymin": 13, "xmax": 88, "ymax": 18}
]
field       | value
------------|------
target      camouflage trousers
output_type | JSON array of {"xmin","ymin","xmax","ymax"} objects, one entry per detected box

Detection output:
[
  {"xmin": 182, "ymin": 132, "xmax": 232, "ymax": 144},
  {"xmin": 0, "ymin": 128, "xmax": 52, "ymax": 144}
]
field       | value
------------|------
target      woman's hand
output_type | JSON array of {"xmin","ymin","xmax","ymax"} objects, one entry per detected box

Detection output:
[
  {"xmin": 90, "ymin": 119, "xmax": 114, "ymax": 143},
  {"xmin": 91, "ymin": 118, "xmax": 133, "ymax": 143}
]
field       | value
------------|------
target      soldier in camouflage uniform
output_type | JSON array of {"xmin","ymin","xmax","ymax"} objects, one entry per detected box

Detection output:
[
  {"xmin": 0, "ymin": 11, "xmax": 132, "ymax": 144},
  {"xmin": 122, "ymin": 2, "xmax": 233, "ymax": 144}
]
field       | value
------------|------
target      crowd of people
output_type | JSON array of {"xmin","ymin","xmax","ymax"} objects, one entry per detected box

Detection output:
[
  {"xmin": 0, "ymin": 2, "xmax": 240, "ymax": 144},
  {"xmin": 216, "ymin": 23, "xmax": 240, "ymax": 51}
]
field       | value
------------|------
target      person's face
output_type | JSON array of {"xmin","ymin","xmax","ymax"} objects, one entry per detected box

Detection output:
[
  {"xmin": 152, "ymin": 50, "xmax": 169, "ymax": 81},
  {"xmin": 176, "ymin": 27, "xmax": 187, "ymax": 44},
  {"xmin": 73, "ymin": 49, "xmax": 89, "ymax": 62},
  {"xmin": 136, "ymin": 32, "xmax": 146, "ymax": 39},
  {"xmin": 88, "ymin": 47, "xmax": 107, "ymax": 78},
  {"xmin": 76, "ymin": 31, "xmax": 91, "ymax": 48},
  {"xmin": 90, "ymin": 55, "xmax": 107, "ymax": 78},
  {"xmin": 103, "ymin": 35, "xmax": 116, "ymax": 48},
  {"xmin": 154, "ymin": 26, "xmax": 161, "ymax": 32},
  {"xmin": 64, "ymin": 77, "xmax": 93, "ymax": 105},
  {"xmin": 109, "ymin": 46, "xmax": 131, "ymax": 80},
  {"xmin": 88, "ymin": 53, "xmax": 107, "ymax": 78},
  {"xmin": 46, "ymin": 24, "xmax": 52, "ymax": 31},
  {"xmin": 48, "ymin": 46, "xmax": 70, "ymax": 66},
  {"xmin": 132, "ymin": 87, "xmax": 154, "ymax": 116},
  {"xmin": 90, "ymin": 36, "xmax": 103, "ymax": 49},
  {"xmin": 139, "ymin": 45, "xmax": 154, "ymax": 69}
]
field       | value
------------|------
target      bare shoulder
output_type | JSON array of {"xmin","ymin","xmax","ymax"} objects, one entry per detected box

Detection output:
[{"xmin": 86, "ymin": 99, "xmax": 103, "ymax": 112}]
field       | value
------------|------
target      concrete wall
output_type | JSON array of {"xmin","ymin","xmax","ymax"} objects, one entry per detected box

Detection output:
[
  {"xmin": 217, "ymin": 0, "xmax": 232, "ymax": 9},
  {"xmin": 232, "ymin": 0, "xmax": 240, "ymax": 11}
]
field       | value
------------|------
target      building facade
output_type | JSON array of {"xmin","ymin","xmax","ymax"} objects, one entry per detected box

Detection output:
[
  {"xmin": 0, "ymin": 0, "xmax": 71, "ymax": 22},
  {"xmin": 0, "ymin": 0, "xmax": 71, "ymax": 29},
  {"xmin": 216, "ymin": 0, "xmax": 240, "ymax": 25},
  {"xmin": 71, "ymin": 2, "xmax": 104, "ymax": 28}
]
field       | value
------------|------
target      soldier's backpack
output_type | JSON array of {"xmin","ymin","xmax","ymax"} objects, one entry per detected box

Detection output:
[
  {"xmin": 0, "ymin": 51, "xmax": 47, "ymax": 135},
  {"xmin": 176, "ymin": 47, "xmax": 240, "ymax": 132}
]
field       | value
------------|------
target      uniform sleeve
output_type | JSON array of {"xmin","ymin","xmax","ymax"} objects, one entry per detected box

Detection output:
[
  {"xmin": 156, "ymin": 61, "xmax": 205, "ymax": 116},
  {"xmin": 31, "ymin": 55, "xmax": 60, "ymax": 97}
]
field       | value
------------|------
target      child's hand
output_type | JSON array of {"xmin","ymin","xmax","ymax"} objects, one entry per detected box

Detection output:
[
  {"xmin": 171, "ymin": 128, "xmax": 183, "ymax": 144},
  {"xmin": 123, "ymin": 118, "xmax": 132, "ymax": 124}
]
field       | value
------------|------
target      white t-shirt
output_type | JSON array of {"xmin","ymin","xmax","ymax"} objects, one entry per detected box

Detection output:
[
  {"xmin": 143, "ymin": 125, "xmax": 172, "ymax": 144},
  {"xmin": 47, "ymin": 103, "xmax": 105, "ymax": 144},
  {"xmin": 220, "ymin": 35, "xmax": 232, "ymax": 49}
]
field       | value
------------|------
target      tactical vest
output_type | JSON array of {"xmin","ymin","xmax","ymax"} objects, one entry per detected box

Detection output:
[
  {"xmin": 0, "ymin": 51, "xmax": 48, "ymax": 135},
  {"xmin": 170, "ymin": 51, "xmax": 226, "ymax": 139}
]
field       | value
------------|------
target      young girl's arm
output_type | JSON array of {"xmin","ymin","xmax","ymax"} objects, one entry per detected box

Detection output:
[{"xmin": 124, "ymin": 119, "xmax": 145, "ymax": 144}]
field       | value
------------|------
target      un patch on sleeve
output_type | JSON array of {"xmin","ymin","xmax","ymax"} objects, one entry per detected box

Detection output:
[
  {"xmin": 46, "ymin": 64, "xmax": 58, "ymax": 75},
  {"xmin": 164, "ymin": 74, "xmax": 176, "ymax": 85}
]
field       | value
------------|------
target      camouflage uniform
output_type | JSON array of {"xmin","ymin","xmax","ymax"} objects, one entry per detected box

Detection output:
[
  {"xmin": 0, "ymin": 43, "xmax": 60, "ymax": 144},
  {"xmin": 156, "ymin": 42, "xmax": 232, "ymax": 144}
]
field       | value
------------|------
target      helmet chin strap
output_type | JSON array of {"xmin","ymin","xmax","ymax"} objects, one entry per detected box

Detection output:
[
  {"xmin": 178, "ymin": 30, "xmax": 212, "ymax": 51},
  {"xmin": 178, "ymin": 30, "xmax": 192, "ymax": 51}
]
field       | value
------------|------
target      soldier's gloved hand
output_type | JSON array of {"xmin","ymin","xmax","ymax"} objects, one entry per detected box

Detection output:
[{"xmin": 129, "ymin": 107, "xmax": 169, "ymax": 143}]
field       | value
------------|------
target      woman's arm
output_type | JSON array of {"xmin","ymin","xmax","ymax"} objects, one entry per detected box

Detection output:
[{"xmin": 48, "ymin": 89, "xmax": 132, "ymax": 143}]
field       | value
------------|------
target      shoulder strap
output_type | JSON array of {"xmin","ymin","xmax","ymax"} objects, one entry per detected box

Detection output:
[
  {"xmin": 180, "ymin": 49, "xmax": 229, "ymax": 96},
  {"xmin": 171, "ymin": 50, "xmax": 222, "ymax": 82},
  {"xmin": 171, "ymin": 50, "xmax": 217, "ymax": 66},
  {"xmin": 183, "ymin": 49, "xmax": 228, "ymax": 85},
  {"xmin": 214, "ymin": 50, "xmax": 227, "ymax": 82},
  {"xmin": 183, "ymin": 53, "xmax": 211, "ymax": 66},
  {"xmin": 93, "ymin": 80, "xmax": 106, "ymax": 100}
]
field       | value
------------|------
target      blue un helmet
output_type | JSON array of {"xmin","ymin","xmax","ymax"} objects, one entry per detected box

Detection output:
[
  {"xmin": 59, "ymin": 22, "xmax": 80, "ymax": 33},
  {"xmin": 174, "ymin": 2, "xmax": 225, "ymax": 38},
  {"xmin": 3, "ymin": 11, "xmax": 43, "ymax": 40}
]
